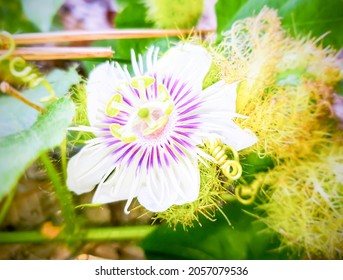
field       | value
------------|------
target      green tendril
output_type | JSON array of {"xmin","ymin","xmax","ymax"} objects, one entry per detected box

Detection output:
[{"xmin": 0, "ymin": 31, "xmax": 15, "ymax": 61}]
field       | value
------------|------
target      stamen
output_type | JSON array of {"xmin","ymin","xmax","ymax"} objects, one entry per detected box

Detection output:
[
  {"xmin": 163, "ymin": 100, "xmax": 175, "ymax": 115},
  {"xmin": 131, "ymin": 76, "xmax": 155, "ymax": 102},
  {"xmin": 110, "ymin": 123, "xmax": 137, "ymax": 143},
  {"xmin": 157, "ymin": 84, "xmax": 169, "ymax": 101},
  {"xmin": 157, "ymin": 84, "xmax": 174, "ymax": 115},
  {"xmin": 137, "ymin": 79, "xmax": 146, "ymax": 101},
  {"xmin": 106, "ymin": 93, "xmax": 134, "ymax": 116},
  {"xmin": 109, "ymin": 123, "xmax": 122, "ymax": 138},
  {"xmin": 106, "ymin": 94, "xmax": 122, "ymax": 116},
  {"xmin": 131, "ymin": 76, "xmax": 155, "ymax": 89},
  {"xmin": 108, "ymin": 78, "xmax": 174, "ymax": 140}
]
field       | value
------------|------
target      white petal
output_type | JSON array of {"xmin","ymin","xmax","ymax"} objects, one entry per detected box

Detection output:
[
  {"xmin": 131, "ymin": 49, "xmax": 143, "ymax": 76},
  {"xmin": 214, "ymin": 122, "xmax": 258, "ymax": 151},
  {"xmin": 145, "ymin": 46, "xmax": 159, "ymax": 73},
  {"xmin": 137, "ymin": 157, "xmax": 200, "ymax": 212},
  {"xmin": 200, "ymin": 119, "xmax": 257, "ymax": 151},
  {"xmin": 87, "ymin": 62, "xmax": 127, "ymax": 126},
  {"xmin": 92, "ymin": 146, "xmax": 150, "ymax": 212},
  {"xmin": 92, "ymin": 163, "xmax": 140, "ymax": 207},
  {"xmin": 93, "ymin": 148, "xmax": 200, "ymax": 212},
  {"xmin": 201, "ymin": 80, "xmax": 237, "ymax": 113},
  {"xmin": 197, "ymin": 81, "xmax": 258, "ymax": 151},
  {"xmin": 155, "ymin": 43, "xmax": 212, "ymax": 92},
  {"xmin": 66, "ymin": 144, "xmax": 115, "ymax": 195}
]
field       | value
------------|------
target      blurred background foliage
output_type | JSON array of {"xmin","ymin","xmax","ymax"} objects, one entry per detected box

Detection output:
[
  {"xmin": 142, "ymin": 201, "xmax": 298, "ymax": 260},
  {"xmin": 216, "ymin": 0, "xmax": 343, "ymax": 49},
  {"xmin": 0, "ymin": 0, "xmax": 342, "ymax": 260}
]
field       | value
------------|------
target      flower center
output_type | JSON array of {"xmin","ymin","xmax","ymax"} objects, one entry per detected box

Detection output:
[{"xmin": 105, "ymin": 76, "xmax": 174, "ymax": 143}]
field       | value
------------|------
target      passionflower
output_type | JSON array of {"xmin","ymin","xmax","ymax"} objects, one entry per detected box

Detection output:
[{"xmin": 67, "ymin": 43, "xmax": 257, "ymax": 212}]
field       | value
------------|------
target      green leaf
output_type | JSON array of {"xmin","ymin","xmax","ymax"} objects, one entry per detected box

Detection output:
[
  {"xmin": 0, "ymin": 97, "xmax": 75, "ymax": 200},
  {"xmin": 81, "ymin": 0, "xmax": 179, "ymax": 74},
  {"xmin": 0, "ymin": 68, "xmax": 80, "ymax": 137},
  {"xmin": 112, "ymin": 0, "xmax": 174, "ymax": 61},
  {"xmin": 82, "ymin": 36, "xmax": 176, "ymax": 78},
  {"xmin": 336, "ymin": 80, "xmax": 343, "ymax": 97},
  {"xmin": 215, "ymin": 0, "xmax": 343, "ymax": 49},
  {"xmin": 0, "ymin": 0, "xmax": 38, "ymax": 33},
  {"xmin": 21, "ymin": 0, "xmax": 64, "ymax": 32},
  {"xmin": 241, "ymin": 153, "xmax": 274, "ymax": 183},
  {"xmin": 80, "ymin": 0, "xmax": 181, "ymax": 85},
  {"xmin": 216, "ymin": 0, "xmax": 247, "ymax": 37},
  {"xmin": 141, "ymin": 201, "xmax": 295, "ymax": 260},
  {"xmin": 115, "ymin": 0, "xmax": 152, "ymax": 28}
]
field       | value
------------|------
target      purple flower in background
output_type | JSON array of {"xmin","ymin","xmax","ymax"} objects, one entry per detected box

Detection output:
[{"xmin": 67, "ymin": 43, "xmax": 257, "ymax": 212}]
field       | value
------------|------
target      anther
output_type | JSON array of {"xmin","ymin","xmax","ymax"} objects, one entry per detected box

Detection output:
[
  {"xmin": 106, "ymin": 94, "xmax": 124, "ymax": 117},
  {"xmin": 131, "ymin": 76, "xmax": 155, "ymax": 89},
  {"xmin": 157, "ymin": 84, "xmax": 169, "ymax": 102},
  {"xmin": 109, "ymin": 123, "xmax": 137, "ymax": 143}
]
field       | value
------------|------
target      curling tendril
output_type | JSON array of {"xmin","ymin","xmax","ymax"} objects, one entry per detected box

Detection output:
[
  {"xmin": 0, "ymin": 31, "xmax": 56, "ymax": 102},
  {"xmin": 206, "ymin": 138, "xmax": 242, "ymax": 180},
  {"xmin": 0, "ymin": 31, "xmax": 15, "ymax": 61},
  {"xmin": 235, "ymin": 176, "xmax": 263, "ymax": 205}
]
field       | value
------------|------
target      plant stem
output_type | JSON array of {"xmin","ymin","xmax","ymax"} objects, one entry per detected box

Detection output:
[
  {"xmin": 0, "ymin": 82, "xmax": 46, "ymax": 113},
  {"xmin": 84, "ymin": 226, "xmax": 156, "ymax": 241},
  {"xmin": 0, "ymin": 226, "xmax": 156, "ymax": 244},
  {"xmin": 40, "ymin": 152, "xmax": 77, "ymax": 235},
  {"xmin": 60, "ymin": 137, "xmax": 67, "ymax": 182},
  {"xmin": 0, "ymin": 46, "xmax": 113, "ymax": 60},
  {"xmin": 0, "ymin": 30, "xmax": 16, "ymax": 60},
  {"xmin": 0, "ymin": 186, "xmax": 17, "ymax": 226},
  {"xmin": 11, "ymin": 29, "xmax": 214, "ymax": 45}
]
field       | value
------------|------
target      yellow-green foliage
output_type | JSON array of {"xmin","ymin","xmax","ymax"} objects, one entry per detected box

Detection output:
[
  {"xmin": 0, "ymin": 60, "xmax": 23, "ymax": 87},
  {"xmin": 72, "ymin": 82, "xmax": 88, "ymax": 125},
  {"xmin": 202, "ymin": 59, "xmax": 221, "ymax": 89},
  {"xmin": 277, "ymin": 36, "xmax": 342, "ymax": 87},
  {"xmin": 215, "ymin": 7, "xmax": 285, "ymax": 92},
  {"xmin": 215, "ymin": 7, "xmax": 341, "ymax": 161},
  {"xmin": 212, "ymin": 6, "xmax": 343, "ymax": 259},
  {"xmin": 258, "ymin": 142, "xmax": 343, "ymax": 259},
  {"xmin": 236, "ymin": 80, "xmax": 336, "ymax": 161},
  {"xmin": 69, "ymin": 82, "xmax": 94, "ymax": 144},
  {"xmin": 143, "ymin": 0, "xmax": 203, "ymax": 29}
]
